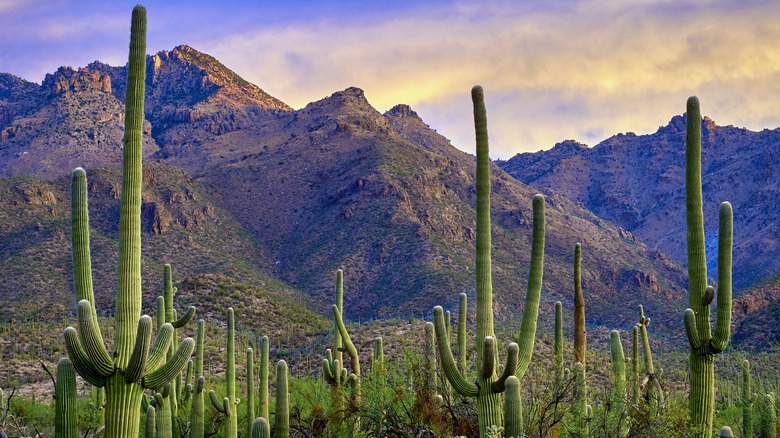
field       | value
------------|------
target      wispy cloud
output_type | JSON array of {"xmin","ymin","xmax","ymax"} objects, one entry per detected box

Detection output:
[{"xmin": 204, "ymin": 0, "xmax": 780, "ymax": 157}]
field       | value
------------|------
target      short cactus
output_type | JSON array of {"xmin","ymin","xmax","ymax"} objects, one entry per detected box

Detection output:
[
  {"xmin": 274, "ymin": 360, "xmax": 289, "ymax": 438},
  {"xmin": 252, "ymin": 417, "xmax": 271, "ymax": 438},
  {"xmin": 638, "ymin": 306, "xmax": 664, "ymax": 410},
  {"xmin": 742, "ymin": 360, "xmax": 754, "ymax": 438},
  {"xmin": 372, "ymin": 337, "xmax": 384, "ymax": 375},
  {"xmin": 609, "ymin": 330, "xmax": 628, "ymax": 438}
]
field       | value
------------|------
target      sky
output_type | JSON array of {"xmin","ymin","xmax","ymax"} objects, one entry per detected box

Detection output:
[{"xmin": 1, "ymin": 0, "xmax": 780, "ymax": 158}]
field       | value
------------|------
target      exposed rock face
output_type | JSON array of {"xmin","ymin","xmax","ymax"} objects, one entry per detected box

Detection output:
[
  {"xmin": 499, "ymin": 117, "xmax": 780, "ymax": 293},
  {"xmin": 43, "ymin": 67, "xmax": 112, "ymax": 96}
]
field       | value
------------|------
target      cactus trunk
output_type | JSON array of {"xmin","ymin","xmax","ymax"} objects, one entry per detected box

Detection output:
[{"xmin": 55, "ymin": 358, "xmax": 78, "ymax": 438}]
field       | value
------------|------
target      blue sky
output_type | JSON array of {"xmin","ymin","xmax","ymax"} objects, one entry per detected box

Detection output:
[{"xmin": 2, "ymin": 0, "xmax": 780, "ymax": 158}]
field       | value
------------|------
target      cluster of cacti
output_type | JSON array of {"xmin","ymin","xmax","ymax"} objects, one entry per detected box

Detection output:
[
  {"xmin": 683, "ymin": 96, "xmax": 733, "ymax": 437},
  {"xmin": 63, "ymin": 6, "xmax": 195, "ymax": 438},
  {"xmin": 431, "ymin": 85, "xmax": 545, "ymax": 436}
]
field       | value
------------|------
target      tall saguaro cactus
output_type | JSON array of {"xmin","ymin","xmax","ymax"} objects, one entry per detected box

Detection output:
[
  {"xmin": 609, "ymin": 331, "xmax": 628, "ymax": 438},
  {"xmin": 432, "ymin": 85, "xmax": 545, "ymax": 436},
  {"xmin": 63, "ymin": 7, "xmax": 195, "ymax": 438},
  {"xmin": 209, "ymin": 308, "xmax": 239, "ymax": 438},
  {"xmin": 573, "ymin": 243, "xmax": 586, "ymax": 369},
  {"xmin": 683, "ymin": 96, "xmax": 733, "ymax": 437},
  {"xmin": 742, "ymin": 360, "xmax": 754, "ymax": 438}
]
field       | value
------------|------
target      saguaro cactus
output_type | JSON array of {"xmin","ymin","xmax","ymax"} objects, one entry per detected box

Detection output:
[
  {"xmin": 758, "ymin": 393, "xmax": 777, "ymax": 438},
  {"xmin": 55, "ymin": 357, "xmax": 78, "ymax": 438},
  {"xmin": 610, "ymin": 330, "xmax": 628, "ymax": 438},
  {"xmin": 742, "ymin": 360, "xmax": 754, "ymax": 438},
  {"xmin": 372, "ymin": 337, "xmax": 384, "ymax": 375},
  {"xmin": 457, "ymin": 293, "xmax": 468, "ymax": 375},
  {"xmin": 252, "ymin": 418, "xmax": 271, "ymax": 438},
  {"xmin": 573, "ymin": 362, "xmax": 588, "ymax": 438},
  {"xmin": 190, "ymin": 320, "xmax": 205, "ymax": 438},
  {"xmin": 63, "ymin": 7, "xmax": 195, "ymax": 438},
  {"xmin": 259, "ymin": 336, "xmax": 270, "ymax": 422},
  {"xmin": 573, "ymin": 243, "xmax": 586, "ymax": 369},
  {"xmin": 209, "ymin": 308, "xmax": 239, "ymax": 438},
  {"xmin": 432, "ymin": 85, "xmax": 545, "ymax": 436},
  {"xmin": 638, "ymin": 306, "xmax": 664, "ymax": 410},
  {"xmin": 683, "ymin": 96, "xmax": 733, "ymax": 437},
  {"xmin": 554, "ymin": 301, "xmax": 563, "ymax": 392},
  {"xmin": 246, "ymin": 348, "xmax": 255, "ymax": 438},
  {"xmin": 274, "ymin": 360, "xmax": 290, "ymax": 438}
]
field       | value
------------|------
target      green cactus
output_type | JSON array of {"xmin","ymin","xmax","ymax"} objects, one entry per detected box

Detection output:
[
  {"xmin": 432, "ymin": 85, "xmax": 545, "ymax": 436},
  {"xmin": 190, "ymin": 320, "xmax": 205, "ymax": 438},
  {"xmin": 743, "ymin": 360, "xmax": 754, "ymax": 438},
  {"xmin": 259, "ymin": 336, "xmax": 270, "ymax": 422},
  {"xmin": 63, "ymin": 7, "xmax": 195, "ymax": 438},
  {"xmin": 610, "ymin": 330, "xmax": 628, "ymax": 438},
  {"xmin": 274, "ymin": 360, "xmax": 289, "ymax": 438},
  {"xmin": 683, "ymin": 96, "xmax": 733, "ymax": 437},
  {"xmin": 423, "ymin": 322, "xmax": 438, "ymax": 397},
  {"xmin": 372, "ymin": 337, "xmax": 384, "ymax": 375},
  {"xmin": 554, "ymin": 302, "xmax": 563, "ymax": 393},
  {"xmin": 55, "ymin": 357, "xmax": 78, "ymax": 438},
  {"xmin": 457, "ymin": 293, "xmax": 467, "ymax": 375},
  {"xmin": 152, "ymin": 384, "xmax": 173, "ymax": 438},
  {"xmin": 638, "ymin": 306, "xmax": 664, "ymax": 410},
  {"xmin": 631, "ymin": 325, "xmax": 639, "ymax": 406},
  {"xmin": 209, "ymin": 308, "xmax": 239, "ymax": 438},
  {"xmin": 504, "ymin": 376, "xmax": 522, "ymax": 438},
  {"xmin": 573, "ymin": 243, "xmax": 586, "ymax": 370},
  {"xmin": 252, "ymin": 417, "xmax": 271, "ymax": 438},
  {"xmin": 146, "ymin": 405, "xmax": 156, "ymax": 438},
  {"xmin": 759, "ymin": 393, "xmax": 777, "ymax": 438},
  {"xmin": 720, "ymin": 426, "xmax": 734, "ymax": 438},
  {"xmin": 246, "ymin": 348, "xmax": 255, "ymax": 438},
  {"xmin": 573, "ymin": 362, "xmax": 588, "ymax": 438}
]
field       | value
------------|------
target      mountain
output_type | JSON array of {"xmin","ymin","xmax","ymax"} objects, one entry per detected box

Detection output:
[{"xmin": 0, "ymin": 45, "xmax": 720, "ymax": 344}]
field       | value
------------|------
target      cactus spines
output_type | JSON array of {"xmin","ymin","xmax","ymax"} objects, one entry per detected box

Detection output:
[
  {"xmin": 252, "ymin": 417, "xmax": 271, "ymax": 438},
  {"xmin": 432, "ymin": 85, "xmax": 545, "ymax": 436},
  {"xmin": 742, "ymin": 359, "xmax": 753, "ymax": 438},
  {"xmin": 55, "ymin": 358, "xmax": 78, "ymax": 438},
  {"xmin": 573, "ymin": 243, "xmax": 586, "ymax": 369},
  {"xmin": 209, "ymin": 308, "xmax": 238, "ymax": 438},
  {"xmin": 554, "ymin": 301, "xmax": 563, "ymax": 392},
  {"xmin": 610, "ymin": 330, "xmax": 628, "ymax": 437},
  {"xmin": 62, "ymin": 7, "xmax": 196, "ymax": 438},
  {"xmin": 683, "ymin": 96, "xmax": 733, "ymax": 437},
  {"xmin": 274, "ymin": 360, "xmax": 289, "ymax": 438},
  {"xmin": 457, "ymin": 292, "xmax": 467, "ymax": 375},
  {"xmin": 246, "ymin": 348, "xmax": 255, "ymax": 438}
]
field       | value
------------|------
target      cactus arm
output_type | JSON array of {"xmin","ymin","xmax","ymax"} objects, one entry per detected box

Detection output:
[
  {"xmin": 334, "ymin": 270, "xmax": 344, "ymax": 370},
  {"xmin": 711, "ymin": 202, "xmax": 732, "ymax": 353},
  {"xmin": 515, "ymin": 193, "xmax": 545, "ymax": 381},
  {"xmin": 172, "ymin": 306, "xmax": 196, "ymax": 329},
  {"xmin": 63, "ymin": 327, "xmax": 106, "ymax": 387},
  {"xmin": 332, "ymin": 306, "xmax": 360, "ymax": 379},
  {"xmin": 125, "ymin": 315, "xmax": 153, "ymax": 383},
  {"xmin": 146, "ymin": 323, "xmax": 174, "ymax": 374},
  {"xmin": 457, "ymin": 293, "xmax": 467, "ymax": 375},
  {"xmin": 143, "ymin": 338, "xmax": 195, "ymax": 389},
  {"xmin": 209, "ymin": 391, "xmax": 226, "ymax": 413},
  {"xmin": 445, "ymin": 310, "xmax": 451, "ymax": 339},
  {"xmin": 481, "ymin": 336, "xmax": 495, "ymax": 379},
  {"xmin": 76, "ymin": 300, "xmax": 114, "ymax": 376},
  {"xmin": 433, "ymin": 306, "xmax": 478, "ymax": 396},
  {"xmin": 491, "ymin": 342, "xmax": 519, "ymax": 393},
  {"xmin": 71, "ymin": 168, "xmax": 100, "ymax": 332},
  {"xmin": 684, "ymin": 309, "xmax": 702, "ymax": 350},
  {"xmin": 504, "ymin": 376, "xmax": 522, "ymax": 438},
  {"xmin": 322, "ymin": 359, "xmax": 335, "ymax": 383}
]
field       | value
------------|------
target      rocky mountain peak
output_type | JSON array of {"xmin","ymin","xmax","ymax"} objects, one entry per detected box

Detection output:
[
  {"xmin": 384, "ymin": 104, "xmax": 421, "ymax": 121},
  {"xmin": 42, "ymin": 66, "xmax": 112, "ymax": 97}
]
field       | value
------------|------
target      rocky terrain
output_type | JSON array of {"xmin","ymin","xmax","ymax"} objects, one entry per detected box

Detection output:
[{"xmin": 0, "ymin": 45, "xmax": 775, "ymax": 347}]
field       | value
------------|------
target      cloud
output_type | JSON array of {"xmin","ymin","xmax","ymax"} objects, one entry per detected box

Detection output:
[{"xmin": 203, "ymin": 0, "xmax": 780, "ymax": 158}]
